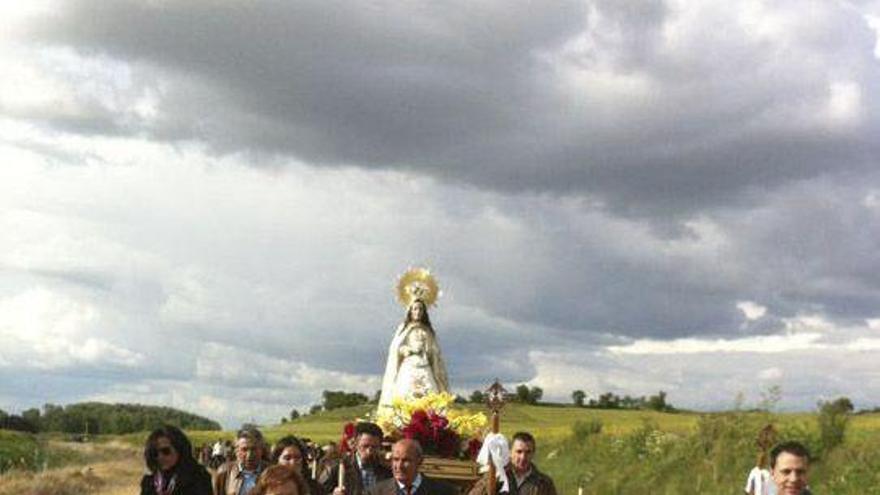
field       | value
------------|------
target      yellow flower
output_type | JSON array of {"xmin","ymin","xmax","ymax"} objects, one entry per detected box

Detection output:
[{"xmin": 378, "ymin": 393, "xmax": 486, "ymax": 439}]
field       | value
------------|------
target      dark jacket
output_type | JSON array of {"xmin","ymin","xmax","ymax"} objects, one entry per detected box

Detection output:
[
  {"xmin": 320, "ymin": 454, "xmax": 393, "ymax": 495},
  {"xmin": 140, "ymin": 463, "xmax": 212, "ymax": 495},
  {"xmin": 467, "ymin": 466, "xmax": 556, "ymax": 495},
  {"xmin": 367, "ymin": 476, "xmax": 458, "ymax": 495}
]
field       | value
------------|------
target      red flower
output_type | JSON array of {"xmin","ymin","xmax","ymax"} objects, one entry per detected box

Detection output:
[
  {"xmin": 397, "ymin": 407, "xmax": 472, "ymax": 458},
  {"xmin": 410, "ymin": 409, "xmax": 429, "ymax": 423},
  {"xmin": 466, "ymin": 438, "xmax": 482, "ymax": 460},
  {"xmin": 340, "ymin": 422, "xmax": 356, "ymax": 454},
  {"xmin": 344, "ymin": 422, "xmax": 356, "ymax": 437}
]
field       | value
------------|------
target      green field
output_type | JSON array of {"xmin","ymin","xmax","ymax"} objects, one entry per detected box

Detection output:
[{"xmin": 6, "ymin": 405, "xmax": 880, "ymax": 493}]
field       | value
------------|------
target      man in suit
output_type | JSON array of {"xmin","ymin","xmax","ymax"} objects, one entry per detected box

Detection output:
[
  {"xmin": 770, "ymin": 441, "xmax": 813, "ymax": 495},
  {"xmin": 368, "ymin": 439, "xmax": 457, "ymax": 495},
  {"xmin": 321, "ymin": 422, "xmax": 392, "ymax": 495},
  {"xmin": 468, "ymin": 432, "xmax": 556, "ymax": 495}
]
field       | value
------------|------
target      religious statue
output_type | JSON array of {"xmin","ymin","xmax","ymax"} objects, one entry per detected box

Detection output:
[{"xmin": 379, "ymin": 268, "xmax": 450, "ymax": 408}]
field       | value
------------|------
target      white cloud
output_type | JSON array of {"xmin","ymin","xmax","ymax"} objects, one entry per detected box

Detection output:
[
  {"xmin": 865, "ymin": 14, "xmax": 880, "ymax": 59},
  {"xmin": 607, "ymin": 332, "xmax": 824, "ymax": 355},
  {"xmin": 737, "ymin": 300, "xmax": 767, "ymax": 321},
  {"xmin": 0, "ymin": 288, "xmax": 143, "ymax": 369},
  {"xmin": 827, "ymin": 81, "xmax": 863, "ymax": 125},
  {"xmin": 758, "ymin": 367, "xmax": 783, "ymax": 381},
  {"xmin": 1, "ymin": 0, "xmax": 880, "ymax": 424}
]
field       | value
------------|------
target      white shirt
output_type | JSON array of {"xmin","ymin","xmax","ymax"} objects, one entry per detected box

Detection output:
[
  {"xmin": 395, "ymin": 474, "xmax": 423, "ymax": 495},
  {"xmin": 744, "ymin": 467, "xmax": 772, "ymax": 495}
]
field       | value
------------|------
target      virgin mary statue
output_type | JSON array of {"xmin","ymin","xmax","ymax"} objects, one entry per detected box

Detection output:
[{"xmin": 379, "ymin": 269, "xmax": 450, "ymax": 408}]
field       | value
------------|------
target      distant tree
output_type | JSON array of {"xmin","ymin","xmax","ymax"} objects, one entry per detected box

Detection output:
[
  {"xmin": 594, "ymin": 392, "xmax": 621, "ymax": 409},
  {"xmin": 281, "ymin": 417, "xmax": 288, "ymax": 424},
  {"xmin": 647, "ymin": 391, "xmax": 670, "ymax": 412},
  {"xmin": 619, "ymin": 395, "xmax": 638, "ymax": 410},
  {"xmin": 828, "ymin": 397, "xmax": 854, "ymax": 414},
  {"xmin": 528, "ymin": 387, "xmax": 543, "ymax": 404},
  {"xmin": 454, "ymin": 395, "xmax": 467, "ymax": 404},
  {"xmin": 758, "ymin": 385, "xmax": 782, "ymax": 412},
  {"xmin": 515, "ymin": 384, "xmax": 531, "ymax": 403},
  {"xmin": 290, "ymin": 409, "xmax": 300, "ymax": 420},
  {"xmin": 470, "ymin": 390, "xmax": 486, "ymax": 404},
  {"xmin": 309, "ymin": 405, "xmax": 323, "ymax": 415},
  {"xmin": 572, "ymin": 390, "xmax": 586, "ymax": 407},
  {"xmin": 372, "ymin": 390, "xmax": 381, "ymax": 404},
  {"xmin": 21, "ymin": 408, "xmax": 41, "ymax": 430},
  {"xmin": 1, "ymin": 414, "xmax": 38, "ymax": 432},
  {"xmin": 818, "ymin": 397, "xmax": 853, "ymax": 453},
  {"xmin": 322, "ymin": 390, "xmax": 369, "ymax": 411}
]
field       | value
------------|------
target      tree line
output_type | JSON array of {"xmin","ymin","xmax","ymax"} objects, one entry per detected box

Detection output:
[
  {"xmin": 0, "ymin": 402, "xmax": 221, "ymax": 434},
  {"xmin": 288, "ymin": 386, "xmax": 676, "ymax": 420}
]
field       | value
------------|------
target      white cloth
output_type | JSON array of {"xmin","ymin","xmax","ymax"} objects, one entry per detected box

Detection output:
[
  {"xmin": 744, "ymin": 467, "xmax": 772, "ymax": 495},
  {"xmin": 476, "ymin": 433, "xmax": 510, "ymax": 493}
]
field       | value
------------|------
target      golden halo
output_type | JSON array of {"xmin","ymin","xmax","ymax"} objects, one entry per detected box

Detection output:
[{"xmin": 396, "ymin": 267, "xmax": 440, "ymax": 307}]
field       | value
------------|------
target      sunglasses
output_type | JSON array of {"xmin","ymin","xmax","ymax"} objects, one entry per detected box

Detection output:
[{"xmin": 153, "ymin": 446, "xmax": 176, "ymax": 457}]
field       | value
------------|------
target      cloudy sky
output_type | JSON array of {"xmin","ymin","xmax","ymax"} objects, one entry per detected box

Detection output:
[{"xmin": 2, "ymin": 0, "xmax": 880, "ymax": 428}]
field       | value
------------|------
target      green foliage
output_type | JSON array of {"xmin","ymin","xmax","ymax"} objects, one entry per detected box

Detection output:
[
  {"xmin": 543, "ymin": 413, "xmax": 780, "ymax": 494},
  {"xmin": 818, "ymin": 397, "xmax": 853, "ymax": 455},
  {"xmin": 290, "ymin": 409, "xmax": 300, "ymax": 420},
  {"xmin": 0, "ymin": 430, "xmax": 42, "ymax": 473},
  {"xmin": 0, "ymin": 402, "xmax": 221, "ymax": 435},
  {"xmin": 571, "ymin": 390, "xmax": 586, "ymax": 407},
  {"xmin": 514, "ymin": 384, "xmax": 543, "ymax": 404},
  {"xmin": 585, "ymin": 390, "xmax": 675, "ymax": 411},
  {"xmin": 469, "ymin": 390, "xmax": 486, "ymax": 403},
  {"xmin": 538, "ymin": 409, "xmax": 880, "ymax": 494},
  {"xmin": 321, "ymin": 390, "xmax": 369, "ymax": 411},
  {"xmin": 571, "ymin": 418, "xmax": 603, "ymax": 441},
  {"xmin": 646, "ymin": 391, "xmax": 673, "ymax": 412}
]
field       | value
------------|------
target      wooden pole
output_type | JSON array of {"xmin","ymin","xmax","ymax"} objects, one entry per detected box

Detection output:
[{"xmin": 487, "ymin": 409, "xmax": 499, "ymax": 495}]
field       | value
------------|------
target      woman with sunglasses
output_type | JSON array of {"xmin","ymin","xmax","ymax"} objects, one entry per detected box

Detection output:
[
  {"xmin": 141, "ymin": 424, "xmax": 212, "ymax": 495},
  {"xmin": 271, "ymin": 435, "xmax": 322, "ymax": 495}
]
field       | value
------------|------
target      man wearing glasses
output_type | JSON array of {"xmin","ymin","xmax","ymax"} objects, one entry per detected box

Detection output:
[{"xmin": 214, "ymin": 427, "xmax": 271, "ymax": 495}]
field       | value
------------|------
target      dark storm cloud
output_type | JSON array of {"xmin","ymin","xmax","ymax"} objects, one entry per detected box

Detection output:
[{"xmin": 19, "ymin": 0, "xmax": 879, "ymax": 217}]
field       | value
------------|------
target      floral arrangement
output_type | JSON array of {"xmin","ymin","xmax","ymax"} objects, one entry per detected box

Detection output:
[{"xmin": 375, "ymin": 392, "xmax": 487, "ymax": 459}]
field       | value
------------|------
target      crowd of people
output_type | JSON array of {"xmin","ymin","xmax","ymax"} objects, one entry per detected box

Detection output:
[{"xmin": 139, "ymin": 422, "xmax": 814, "ymax": 495}]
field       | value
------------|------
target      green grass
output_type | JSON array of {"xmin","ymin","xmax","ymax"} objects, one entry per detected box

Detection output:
[
  {"xmin": 9, "ymin": 406, "xmax": 880, "ymax": 493},
  {"xmin": 104, "ymin": 404, "xmax": 880, "ymax": 447},
  {"xmin": 0, "ymin": 430, "xmax": 41, "ymax": 472},
  {"xmin": 262, "ymin": 404, "xmax": 702, "ymax": 444}
]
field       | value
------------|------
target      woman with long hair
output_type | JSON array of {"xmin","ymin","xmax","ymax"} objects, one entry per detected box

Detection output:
[
  {"xmin": 140, "ymin": 424, "xmax": 212, "ymax": 495},
  {"xmin": 271, "ymin": 435, "xmax": 321, "ymax": 495}
]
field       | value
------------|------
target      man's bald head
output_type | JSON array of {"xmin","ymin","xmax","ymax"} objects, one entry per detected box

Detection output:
[{"xmin": 391, "ymin": 439, "xmax": 423, "ymax": 485}]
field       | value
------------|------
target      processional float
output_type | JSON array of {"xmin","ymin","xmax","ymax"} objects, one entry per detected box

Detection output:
[{"xmin": 336, "ymin": 268, "xmax": 509, "ymax": 494}]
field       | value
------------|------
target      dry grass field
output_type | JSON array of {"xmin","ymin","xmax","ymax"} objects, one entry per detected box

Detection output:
[{"xmin": 0, "ymin": 441, "xmax": 141, "ymax": 495}]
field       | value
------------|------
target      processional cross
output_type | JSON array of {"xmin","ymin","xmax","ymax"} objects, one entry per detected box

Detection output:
[{"xmin": 485, "ymin": 379, "xmax": 507, "ymax": 495}]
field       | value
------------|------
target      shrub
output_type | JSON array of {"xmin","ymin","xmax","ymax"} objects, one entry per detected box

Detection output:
[{"xmin": 571, "ymin": 419, "xmax": 603, "ymax": 441}]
